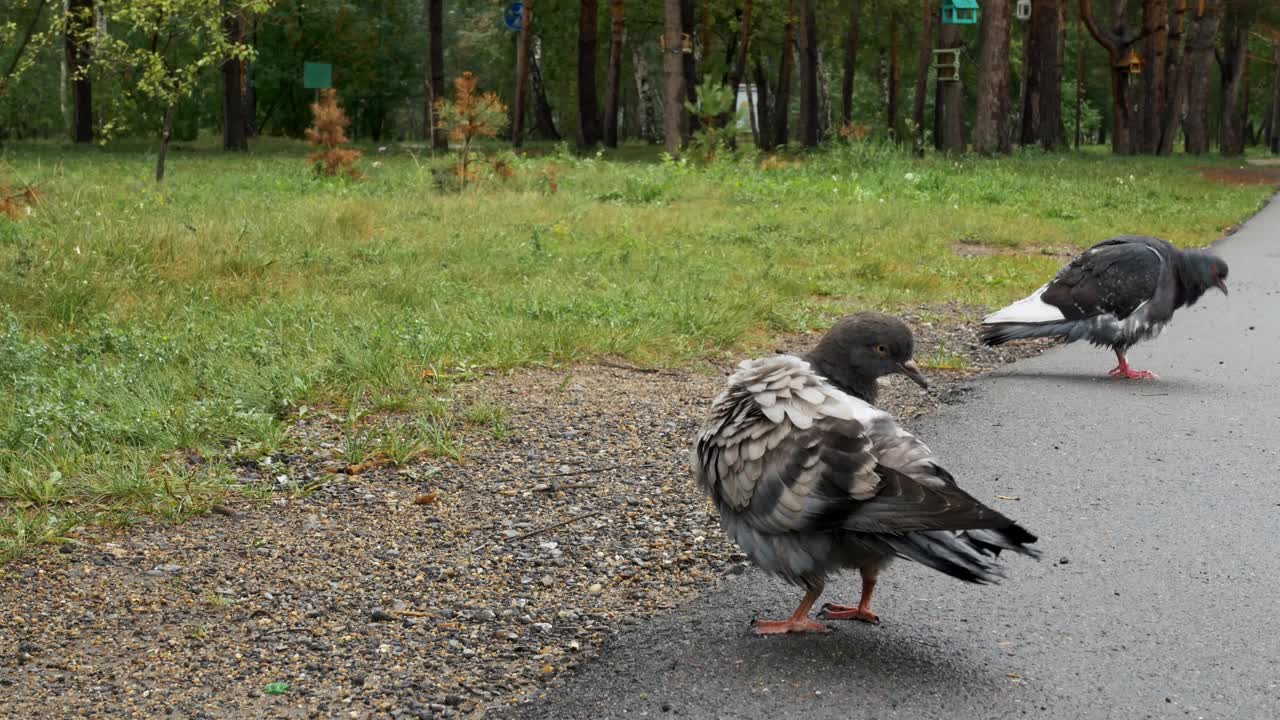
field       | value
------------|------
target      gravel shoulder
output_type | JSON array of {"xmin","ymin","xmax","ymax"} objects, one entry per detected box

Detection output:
[{"xmin": 0, "ymin": 307, "xmax": 1048, "ymax": 719}]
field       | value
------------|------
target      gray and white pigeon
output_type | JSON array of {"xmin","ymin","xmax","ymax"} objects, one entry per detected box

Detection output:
[
  {"xmin": 692, "ymin": 312, "xmax": 1039, "ymax": 635},
  {"xmin": 980, "ymin": 235, "xmax": 1228, "ymax": 379}
]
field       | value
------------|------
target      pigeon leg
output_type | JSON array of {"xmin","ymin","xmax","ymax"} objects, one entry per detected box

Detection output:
[
  {"xmin": 1107, "ymin": 350, "xmax": 1158, "ymax": 380},
  {"xmin": 818, "ymin": 567, "xmax": 880, "ymax": 624},
  {"xmin": 751, "ymin": 588, "xmax": 832, "ymax": 636}
]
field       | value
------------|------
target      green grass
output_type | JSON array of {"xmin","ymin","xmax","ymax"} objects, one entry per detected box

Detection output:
[
  {"xmin": 0, "ymin": 137, "xmax": 1272, "ymax": 560},
  {"xmin": 918, "ymin": 349, "xmax": 972, "ymax": 371}
]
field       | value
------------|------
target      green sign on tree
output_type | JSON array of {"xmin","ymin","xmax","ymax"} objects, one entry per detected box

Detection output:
[{"xmin": 304, "ymin": 62, "xmax": 333, "ymax": 89}]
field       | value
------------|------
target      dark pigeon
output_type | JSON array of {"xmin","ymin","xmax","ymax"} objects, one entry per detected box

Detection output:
[
  {"xmin": 979, "ymin": 235, "xmax": 1228, "ymax": 379},
  {"xmin": 691, "ymin": 312, "xmax": 1039, "ymax": 636}
]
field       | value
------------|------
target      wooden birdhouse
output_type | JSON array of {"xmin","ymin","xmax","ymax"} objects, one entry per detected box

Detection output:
[
  {"xmin": 1116, "ymin": 48, "xmax": 1143, "ymax": 75},
  {"xmin": 932, "ymin": 49, "xmax": 961, "ymax": 82},
  {"xmin": 941, "ymin": 0, "xmax": 979, "ymax": 25},
  {"xmin": 1015, "ymin": 0, "xmax": 1031, "ymax": 20}
]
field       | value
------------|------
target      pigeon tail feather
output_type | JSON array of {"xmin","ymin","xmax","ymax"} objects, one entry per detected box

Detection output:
[
  {"xmin": 961, "ymin": 526, "xmax": 1041, "ymax": 559},
  {"xmin": 883, "ymin": 524, "xmax": 1039, "ymax": 584},
  {"xmin": 981, "ymin": 284, "xmax": 1065, "ymax": 325},
  {"xmin": 979, "ymin": 320, "xmax": 1085, "ymax": 347}
]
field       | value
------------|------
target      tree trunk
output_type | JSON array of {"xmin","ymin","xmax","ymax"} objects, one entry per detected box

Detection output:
[
  {"xmin": 156, "ymin": 105, "xmax": 175, "ymax": 182},
  {"xmin": 911, "ymin": 0, "xmax": 934, "ymax": 152},
  {"xmin": 680, "ymin": 0, "xmax": 699, "ymax": 137},
  {"xmin": 887, "ymin": 11, "xmax": 900, "ymax": 137},
  {"xmin": 1056, "ymin": 0, "xmax": 1068, "ymax": 146},
  {"xmin": 1269, "ymin": 39, "xmax": 1280, "ymax": 155},
  {"xmin": 633, "ymin": 45, "xmax": 660, "ymax": 143},
  {"xmin": 974, "ymin": 0, "xmax": 1013, "ymax": 153},
  {"xmin": 663, "ymin": 0, "xmax": 686, "ymax": 154},
  {"xmin": 222, "ymin": 12, "xmax": 248, "ymax": 151},
  {"xmin": 1080, "ymin": 0, "xmax": 1140, "ymax": 154},
  {"xmin": 753, "ymin": 53, "xmax": 773, "ymax": 149},
  {"xmin": 937, "ymin": 22, "xmax": 964, "ymax": 153},
  {"xmin": 60, "ymin": 0, "xmax": 69, "ymax": 135},
  {"xmin": 603, "ymin": 0, "xmax": 625, "ymax": 147},
  {"xmin": 1073, "ymin": 14, "xmax": 1082, "ymax": 146},
  {"xmin": 427, "ymin": 0, "xmax": 447, "ymax": 149},
  {"xmin": 723, "ymin": 0, "xmax": 753, "ymax": 129},
  {"xmin": 577, "ymin": 0, "xmax": 602, "ymax": 147},
  {"xmin": 772, "ymin": 5, "xmax": 796, "ymax": 148},
  {"xmin": 797, "ymin": 0, "xmax": 819, "ymax": 146},
  {"xmin": 531, "ymin": 36, "xmax": 562, "ymax": 141},
  {"xmin": 622, "ymin": 59, "xmax": 638, "ymax": 141},
  {"xmin": 817, "ymin": 49, "xmax": 833, "ymax": 139},
  {"xmin": 1156, "ymin": 0, "xmax": 1188, "ymax": 155},
  {"xmin": 65, "ymin": 0, "xmax": 94, "ymax": 143},
  {"xmin": 841, "ymin": 0, "xmax": 860, "ymax": 125},
  {"xmin": 512, "ymin": 0, "xmax": 534, "ymax": 147},
  {"xmin": 1140, "ymin": 0, "xmax": 1169, "ymax": 153},
  {"xmin": 1022, "ymin": 0, "xmax": 1064, "ymax": 149},
  {"xmin": 702, "ymin": 0, "xmax": 713, "ymax": 57},
  {"xmin": 1021, "ymin": 0, "xmax": 1045, "ymax": 146},
  {"xmin": 1218, "ymin": 6, "xmax": 1248, "ymax": 156},
  {"xmin": 1182, "ymin": 2, "xmax": 1218, "ymax": 154},
  {"xmin": 244, "ymin": 16, "xmax": 258, "ymax": 137}
]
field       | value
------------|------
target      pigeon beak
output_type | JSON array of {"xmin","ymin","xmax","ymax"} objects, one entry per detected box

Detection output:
[
  {"xmin": 898, "ymin": 360, "xmax": 930, "ymax": 390},
  {"xmin": 1215, "ymin": 277, "xmax": 1228, "ymax": 296}
]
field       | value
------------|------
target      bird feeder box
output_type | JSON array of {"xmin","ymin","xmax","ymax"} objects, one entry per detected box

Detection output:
[
  {"xmin": 659, "ymin": 32, "xmax": 694, "ymax": 54},
  {"xmin": 1116, "ymin": 48, "xmax": 1143, "ymax": 75},
  {"xmin": 941, "ymin": 0, "xmax": 979, "ymax": 25},
  {"xmin": 932, "ymin": 49, "xmax": 961, "ymax": 82},
  {"xmin": 1015, "ymin": 0, "xmax": 1031, "ymax": 20}
]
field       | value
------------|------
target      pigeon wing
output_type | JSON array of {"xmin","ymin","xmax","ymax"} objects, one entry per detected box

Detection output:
[
  {"xmin": 1040, "ymin": 237, "xmax": 1170, "ymax": 321},
  {"xmin": 693, "ymin": 356, "xmax": 1022, "ymax": 536},
  {"xmin": 693, "ymin": 356, "xmax": 883, "ymax": 534}
]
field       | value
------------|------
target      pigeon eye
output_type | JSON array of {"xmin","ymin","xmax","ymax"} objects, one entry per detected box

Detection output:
[{"xmin": 873, "ymin": 344, "xmax": 888, "ymax": 355}]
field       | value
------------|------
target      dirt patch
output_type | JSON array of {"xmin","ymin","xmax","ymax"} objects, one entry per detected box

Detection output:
[
  {"xmin": 0, "ymin": 309, "xmax": 1050, "ymax": 719},
  {"xmin": 1197, "ymin": 165, "xmax": 1280, "ymax": 187}
]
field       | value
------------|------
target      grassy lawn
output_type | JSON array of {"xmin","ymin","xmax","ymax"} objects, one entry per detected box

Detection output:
[{"xmin": 0, "ymin": 138, "xmax": 1272, "ymax": 560}]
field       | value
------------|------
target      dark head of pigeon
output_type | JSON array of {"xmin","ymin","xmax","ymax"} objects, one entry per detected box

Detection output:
[
  {"xmin": 809, "ymin": 312, "xmax": 929, "ymax": 392},
  {"xmin": 1179, "ymin": 251, "xmax": 1229, "ymax": 304}
]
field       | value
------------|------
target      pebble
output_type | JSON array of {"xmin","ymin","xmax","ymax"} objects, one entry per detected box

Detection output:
[{"xmin": 370, "ymin": 608, "xmax": 396, "ymax": 622}]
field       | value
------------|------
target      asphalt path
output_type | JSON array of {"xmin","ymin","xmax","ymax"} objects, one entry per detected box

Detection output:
[{"xmin": 500, "ymin": 195, "xmax": 1280, "ymax": 720}]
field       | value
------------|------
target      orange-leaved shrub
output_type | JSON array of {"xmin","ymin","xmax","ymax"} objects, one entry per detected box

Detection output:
[
  {"xmin": 434, "ymin": 72, "xmax": 507, "ymax": 187},
  {"xmin": 838, "ymin": 121, "xmax": 871, "ymax": 143},
  {"xmin": 306, "ymin": 89, "xmax": 362, "ymax": 178},
  {"xmin": 0, "ymin": 183, "xmax": 39, "ymax": 219}
]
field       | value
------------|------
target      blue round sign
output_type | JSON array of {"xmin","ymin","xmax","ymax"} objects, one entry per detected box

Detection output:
[{"xmin": 504, "ymin": 2, "xmax": 523, "ymax": 32}]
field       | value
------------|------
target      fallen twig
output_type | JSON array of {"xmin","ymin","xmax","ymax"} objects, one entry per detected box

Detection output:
[
  {"xmin": 599, "ymin": 360, "xmax": 683, "ymax": 377},
  {"xmin": 255, "ymin": 626, "xmax": 312, "ymax": 640},
  {"xmin": 503, "ymin": 510, "xmax": 598, "ymax": 544},
  {"xmin": 529, "ymin": 464, "xmax": 620, "ymax": 479},
  {"xmin": 534, "ymin": 481, "xmax": 597, "ymax": 492}
]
